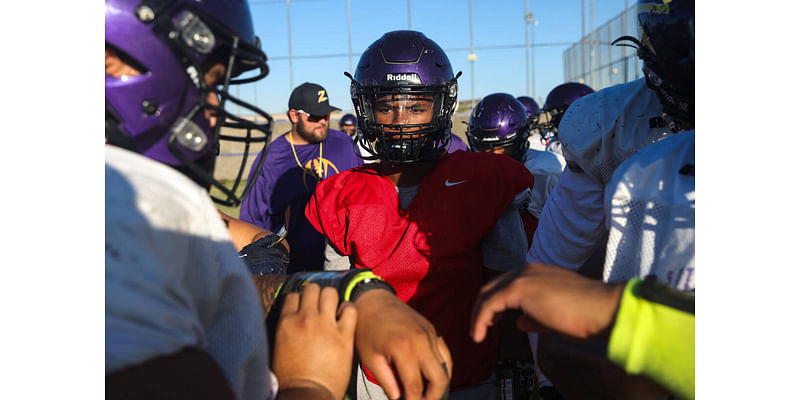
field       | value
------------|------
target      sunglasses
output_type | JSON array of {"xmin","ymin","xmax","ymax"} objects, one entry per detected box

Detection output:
[{"xmin": 296, "ymin": 110, "xmax": 329, "ymax": 123}]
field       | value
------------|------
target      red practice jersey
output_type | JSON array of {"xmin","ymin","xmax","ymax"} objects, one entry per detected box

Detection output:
[{"xmin": 306, "ymin": 151, "xmax": 534, "ymax": 390}]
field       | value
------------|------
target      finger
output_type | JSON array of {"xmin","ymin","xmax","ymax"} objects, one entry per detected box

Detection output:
[
  {"xmin": 299, "ymin": 283, "xmax": 321, "ymax": 313},
  {"xmin": 437, "ymin": 336, "xmax": 453, "ymax": 379},
  {"xmin": 318, "ymin": 286, "xmax": 339, "ymax": 316},
  {"xmin": 418, "ymin": 339, "xmax": 450, "ymax": 400},
  {"xmin": 392, "ymin": 348, "xmax": 424, "ymax": 400},
  {"xmin": 470, "ymin": 288, "xmax": 512, "ymax": 343},
  {"xmin": 337, "ymin": 302, "xmax": 358, "ymax": 338},
  {"xmin": 280, "ymin": 292, "xmax": 300, "ymax": 318},
  {"xmin": 364, "ymin": 357, "xmax": 401, "ymax": 400}
]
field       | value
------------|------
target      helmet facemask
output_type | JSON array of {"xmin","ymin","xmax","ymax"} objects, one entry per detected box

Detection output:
[
  {"xmin": 109, "ymin": 4, "xmax": 274, "ymax": 207},
  {"xmin": 612, "ymin": 0, "xmax": 694, "ymax": 132},
  {"xmin": 466, "ymin": 132, "xmax": 528, "ymax": 161},
  {"xmin": 351, "ymin": 81, "xmax": 458, "ymax": 164},
  {"xmin": 535, "ymin": 107, "xmax": 565, "ymax": 142}
]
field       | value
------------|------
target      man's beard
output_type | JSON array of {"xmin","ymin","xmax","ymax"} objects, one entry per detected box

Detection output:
[{"xmin": 297, "ymin": 118, "xmax": 328, "ymax": 144}]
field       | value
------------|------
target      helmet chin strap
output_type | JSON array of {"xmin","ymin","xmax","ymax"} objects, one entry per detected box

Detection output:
[{"xmin": 105, "ymin": 109, "xmax": 138, "ymax": 152}]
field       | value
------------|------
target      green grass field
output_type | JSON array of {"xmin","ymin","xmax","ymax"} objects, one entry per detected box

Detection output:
[{"xmin": 210, "ymin": 179, "xmax": 245, "ymax": 218}]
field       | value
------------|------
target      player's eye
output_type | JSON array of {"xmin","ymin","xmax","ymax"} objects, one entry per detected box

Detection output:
[{"xmin": 410, "ymin": 105, "xmax": 428, "ymax": 113}]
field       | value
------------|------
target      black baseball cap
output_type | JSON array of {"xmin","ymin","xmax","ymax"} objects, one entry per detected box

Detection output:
[{"xmin": 288, "ymin": 82, "xmax": 341, "ymax": 116}]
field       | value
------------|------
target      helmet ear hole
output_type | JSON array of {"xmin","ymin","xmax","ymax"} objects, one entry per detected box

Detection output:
[{"xmin": 105, "ymin": 44, "xmax": 148, "ymax": 76}]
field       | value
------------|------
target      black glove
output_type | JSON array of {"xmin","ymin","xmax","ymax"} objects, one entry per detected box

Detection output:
[{"xmin": 238, "ymin": 234, "xmax": 290, "ymax": 275}]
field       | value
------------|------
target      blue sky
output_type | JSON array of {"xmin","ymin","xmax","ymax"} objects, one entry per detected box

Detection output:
[{"xmin": 242, "ymin": 0, "xmax": 633, "ymax": 116}]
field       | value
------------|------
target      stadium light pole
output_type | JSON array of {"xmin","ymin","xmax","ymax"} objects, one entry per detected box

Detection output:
[
  {"xmin": 468, "ymin": 0, "xmax": 476, "ymax": 106},
  {"xmin": 347, "ymin": 0, "xmax": 353, "ymax": 75},
  {"xmin": 408, "ymin": 0, "xmax": 412, "ymax": 29},
  {"xmin": 590, "ymin": 0, "xmax": 594, "ymax": 88},
  {"xmin": 524, "ymin": 0, "xmax": 530, "ymax": 97},
  {"xmin": 286, "ymin": 0, "xmax": 294, "ymax": 90},
  {"xmin": 531, "ymin": 12, "xmax": 536, "ymax": 102},
  {"xmin": 581, "ymin": 0, "xmax": 586, "ymax": 84}
]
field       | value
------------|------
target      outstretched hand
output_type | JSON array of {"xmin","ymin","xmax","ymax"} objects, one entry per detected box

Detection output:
[
  {"xmin": 470, "ymin": 262, "xmax": 624, "ymax": 343},
  {"xmin": 272, "ymin": 284, "xmax": 358, "ymax": 400},
  {"xmin": 354, "ymin": 290, "xmax": 452, "ymax": 400}
]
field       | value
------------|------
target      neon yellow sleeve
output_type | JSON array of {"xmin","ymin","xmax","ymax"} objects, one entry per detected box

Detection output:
[{"xmin": 607, "ymin": 279, "xmax": 695, "ymax": 399}]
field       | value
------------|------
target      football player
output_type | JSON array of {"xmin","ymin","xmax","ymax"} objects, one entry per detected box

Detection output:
[
  {"xmin": 239, "ymin": 82, "xmax": 363, "ymax": 274},
  {"xmin": 529, "ymin": 0, "xmax": 694, "ymax": 286},
  {"xmin": 465, "ymin": 92, "xmax": 565, "ymax": 245},
  {"xmin": 340, "ymin": 113, "xmax": 357, "ymax": 136},
  {"xmin": 305, "ymin": 30, "xmax": 535, "ymax": 399},
  {"xmin": 527, "ymin": 0, "xmax": 694, "ymax": 398},
  {"xmin": 535, "ymin": 82, "xmax": 594, "ymax": 157},
  {"xmin": 517, "ymin": 95, "xmax": 546, "ymax": 151}
]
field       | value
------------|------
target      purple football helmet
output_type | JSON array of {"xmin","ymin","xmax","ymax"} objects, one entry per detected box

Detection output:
[
  {"xmin": 516, "ymin": 95, "xmax": 541, "ymax": 143},
  {"xmin": 339, "ymin": 113, "xmax": 357, "ymax": 128},
  {"xmin": 638, "ymin": 0, "xmax": 694, "ymax": 130},
  {"xmin": 466, "ymin": 93, "xmax": 529, "ymax": 160},
  {"xmin": 105, "ymin": 0, "xmax": 272, "ymax": 206},
  {"xmin": 516, "ymin": 96, "xmax": 540, "ymax": 119},
  {"xmin": 347, "ymin": 30, "xmax": 460, "ymax": 163},
  {"xmin": 612, "ymin": 0, "xmax": 694, "ymax": 131},
  {"xmin": 536, "ymin": 82, "xmax": 594, "ymax": 140}
]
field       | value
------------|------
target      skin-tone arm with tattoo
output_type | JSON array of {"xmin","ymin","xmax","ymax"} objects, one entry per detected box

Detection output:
[{"xmin": 218, "ymin": 211, "xmax": 289, "ymax": 253}]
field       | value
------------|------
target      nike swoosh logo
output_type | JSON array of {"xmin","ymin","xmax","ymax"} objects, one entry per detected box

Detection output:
[{"xmin": 445, "ymin": 179, "xmax": 468, "ymax": 187}]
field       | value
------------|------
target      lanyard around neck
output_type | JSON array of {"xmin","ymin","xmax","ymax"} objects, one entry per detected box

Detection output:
[{"xmin": 288, "ymin": 132, "xmax": 324, "ymax": 182}]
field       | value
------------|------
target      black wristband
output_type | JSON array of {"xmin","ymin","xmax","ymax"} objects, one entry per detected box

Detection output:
[{"xmin": 347, "ymin": 274, "xmax": 396, "ymax": 303}]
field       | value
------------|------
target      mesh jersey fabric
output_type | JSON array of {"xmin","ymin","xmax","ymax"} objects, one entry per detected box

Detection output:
[
  {"xmin": 305, "ymin": 151, "xmax": 534, "ymax": 390},
  {"xmin": 106, "ymin": 146, "xmax": 275, "ymax": 400},
  {"xmin": 603, "ymin": 130, "xmax": 695, "ymax": 290}
]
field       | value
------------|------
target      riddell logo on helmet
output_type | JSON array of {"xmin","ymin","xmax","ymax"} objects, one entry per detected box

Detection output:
[{"xmin": 384, "ymin": 73, "xmax": 421, "ymax": 84}]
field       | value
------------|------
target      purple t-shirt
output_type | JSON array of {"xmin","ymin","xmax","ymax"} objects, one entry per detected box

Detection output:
[
  {"xmin": 240, "ymin": 129, "xmax": 363, "ymax": 273},
  {"xmin": 448, "ymin": 134, "xmax": 469, "ymax": 153}
]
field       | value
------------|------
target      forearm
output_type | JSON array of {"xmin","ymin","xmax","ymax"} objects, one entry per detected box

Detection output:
[
  {"xmin": 277, "ymin": 381, "xmax": 336, "ymax": 400},
  {"xmin": 539, "ymin": 333, "xmax": 668, "ymax": 400},
  {"xmin": 252, "ymin": 274, "xmax": 288, "ymax": 318},
  {"xmin": 260, "ymin": 270, "xmax": 393, "ymax": 319},
  {"xmin": 218, "ymin": 211, "xmax": 273, "ymax": 251},
  {"xmin": 608, "ymin": 279, "xmax": 695, "ymax": 400}
]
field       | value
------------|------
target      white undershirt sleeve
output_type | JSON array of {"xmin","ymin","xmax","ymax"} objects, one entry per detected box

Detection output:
[
  {"xmin": 323, "ymin": 238, "xmax": 352, "ymax": 271},
  {"xmin": 527, "ymin": 167, "xmax": 607, "ymax": 270}
]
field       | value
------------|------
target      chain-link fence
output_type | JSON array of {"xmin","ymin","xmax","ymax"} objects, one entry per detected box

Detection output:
[{"xmin": 563, "ymin": 4, "xmax": 641, "ymax": 91}]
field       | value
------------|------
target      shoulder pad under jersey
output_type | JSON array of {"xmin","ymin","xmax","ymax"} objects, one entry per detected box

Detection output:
[
  {"xmin": 559, "ymin": 78, "xmax": 674, "ymax": 186},
  {"xmin": 603, "ymin": 130, "xmax": 695, "ymax": 289}
]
